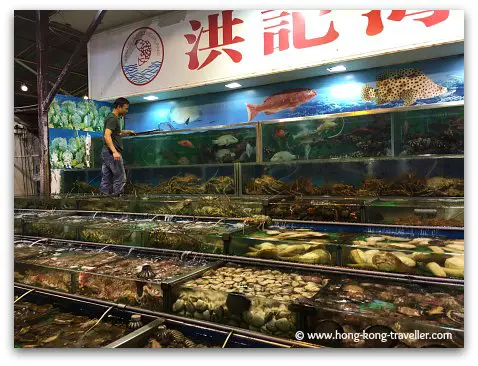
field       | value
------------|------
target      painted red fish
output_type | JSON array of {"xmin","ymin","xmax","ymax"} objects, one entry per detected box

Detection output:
[
  {"xmin": 275, "ymin": 129, "xmax": 286, "ymax": 138},
  {"xmin": 351, "ymin": 128, "xmax": 375, "ymax": 136},
  {"xmin": 246, "ymin": 88, "xmax": 317, "ymax": 121},
  {"xmin": 135, "ymin": 39, "xmax": 152, "ymax": 66},
  {"xmin": 178, "ymin": 140, "xmax": 194, "ymax": 148}
]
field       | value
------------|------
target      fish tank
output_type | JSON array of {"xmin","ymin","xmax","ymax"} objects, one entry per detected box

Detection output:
[
  {"xmin": 75, "ymin": 194, "xmax": 266, "ymax": 217},
  {"xmin": 91, "ymin": 124, "xmax": 257, "ymax": 169},
  {"xmin": 296, "ymin": 277, "xmax": 464, "ymax": 348},
  {"xmin": 168, "ymin": 262, "xmax": 330, "ymax": 339},
  {"xmin": 14, "ymin": 240, "xmax": 213, "ymax": 308},
  {"xmin": 342, "ymin": 234, "xmax": 464, "ymax": 279},
  {"xmin": 62, "ymin": 164, "xmax": 237, "ymax": 195},
  {"xmin": 14, "ymin": 196, "xmax": 77, "ymax": 210},
  {"xmin": 14, "ymin": 210, "xmax": 74, "ymax": 237},
  {"xmin": 242, "ymin": 156, "xmax": 463, "ymax": 197},
  {"xmin": 14, "ymin": 299, "xmax": 136, "ymax": 348},
  {"xmin": 230, "ymin": 228, "xmax": 340, "ymax": 266},
  {"xmin": 365, "ymin": 198, "xmax": 464, "ymax": 227},
  {"xmin": 262, "ymin": 114, "xmax": 391, "ymax": 161},
  {"xmin": 144, "ymin": 219, "xmax": 244, "ymax": 253},
  {"xmin": 266, "ymin": 197, "xmax": 364, "ymax": 222}
]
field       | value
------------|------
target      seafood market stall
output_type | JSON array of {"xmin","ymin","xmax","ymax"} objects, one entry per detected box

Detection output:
[{"xmin": 14, "ymin": 9, "xmax": 465, "ymax": 349}]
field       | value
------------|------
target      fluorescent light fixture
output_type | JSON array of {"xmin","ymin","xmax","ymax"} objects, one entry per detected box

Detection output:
[
  {"xmin": 225, "ymin": 82, "xmax": 242, "ymax": 89},
  {"xmin": 327, "ymin": 65, "xmax": 347, "ymax": 72},
  {"xmin": 20, "ymin": 84, "xmax": 28, "ymax": 92},
  {"xmin": 143, "ymin": 95, "xmax": 159, "ymax": 101}
]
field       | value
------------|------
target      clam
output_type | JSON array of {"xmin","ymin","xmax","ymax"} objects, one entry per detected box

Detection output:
[
  {"xmin": 275, "ymin": 318, "xmax": 291, "ymax": 332},
  {"xmin": 429, "ymin": 246, "xmax": 445, "ymax": 254},
  {"xmin": 172, "ymin": 299, "xmax": 185, "ymax": 313},
  {"xmin": 372, "ymin": 252, "xmax": 411, "ymax": 273},
  {"xmin": 364, "ymin": 250, "xmax": 381, "ymax": 265},
  {"xmin": 195, "ymin": 299, "xmax": 208, "ymax": 312}
]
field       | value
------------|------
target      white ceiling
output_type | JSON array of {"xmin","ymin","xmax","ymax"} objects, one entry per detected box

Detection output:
[{"xmin": 49, "ymin": 10, "xmax": 173, "ymax": 33}]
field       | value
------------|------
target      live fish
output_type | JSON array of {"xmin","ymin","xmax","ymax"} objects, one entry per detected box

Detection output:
[
  {"xmin": 213, "ymin": 135, "xmax": 239, "ymax": 146},
  {"xmin": 246, "ymin": 88, "xmax": 317, "ymax": 121},
  {"xmin": 178, "ymin": 140, "xmax": 194, "ymax": 148},
  {"xmin": 270, "ymin": 151, "xmax": 297, "ymax": 162},
  {"xmin": 361, "ymin": 68, "xmax": 448, "ymax": 106},
  {"xmin": 304, "ymin": 144, "xmax": 311, "ymax": 160},
  {"xmin": 275, "ymin": 129, "xmax": 286, "ymax": 138},
  {"xmin": 246, "ymin": 143, "xmax": 255, "ymax": 158},
  {"xmin": 316, "ymin": 119, "xmax": 337, "ymax": 135},
  {"xmin": 177, "ymin": 157, "xmax": 190, "ymax": 165},
  {"xmin": 215, "ymin": 149, "xmax": 236, "ymax": 161},
  {"xmin": 351, "ymin": 128, "xmax": 375, "ymax": 136}
]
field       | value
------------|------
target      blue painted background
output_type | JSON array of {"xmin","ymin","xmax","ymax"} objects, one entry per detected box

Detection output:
[{"xmin": 124, "ymin": 55, "xmax": 464, "ymax": 133}]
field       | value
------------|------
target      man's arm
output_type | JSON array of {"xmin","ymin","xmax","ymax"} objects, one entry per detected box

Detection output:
[
  {"xmin": 104, "ymin": 129, "xmax": 121, "ymax": 161},
  {"xmin": 120, "ymin": 130, "xmax": 136, "ymax": 136}
]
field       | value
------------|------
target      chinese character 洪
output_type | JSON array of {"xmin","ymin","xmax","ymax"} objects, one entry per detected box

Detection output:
[{"xmin": 184, "ymin": 10, "xmax": 245, "ymax": 70}]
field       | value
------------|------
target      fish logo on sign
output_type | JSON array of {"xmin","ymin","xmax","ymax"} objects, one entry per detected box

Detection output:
[{"xmin": 121, "ymin": 27, "xmax": 164, "ymax": 86}]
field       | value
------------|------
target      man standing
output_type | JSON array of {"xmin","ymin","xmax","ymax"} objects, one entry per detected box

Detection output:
[{"xmin": 101, "ymin": 97, "xmax": 135, "ymax": 196}]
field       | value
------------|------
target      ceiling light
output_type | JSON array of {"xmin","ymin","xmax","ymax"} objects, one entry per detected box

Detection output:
[
  {"xmin": 20, "ymin": 84, "xmax": 28, "ymax": 92},
  {"xmin": 225, "ymin": 82, "xmax": 242, "ymax": 89},
  {"xmin": 326, "ymin": 65, "xmax": 347, "ymax": 72},
  {"xmin": 83, "ymin": 95, "xmax": 88, "ymax": 100},
  {"xmin": 143, "ymin": 95, "xmax": 159, "ymax": 101}
]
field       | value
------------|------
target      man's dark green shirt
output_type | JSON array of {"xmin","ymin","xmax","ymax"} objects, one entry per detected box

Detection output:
[{"xmin": 103, "ymin": 113, "xmax": 123, "ymax": 153}]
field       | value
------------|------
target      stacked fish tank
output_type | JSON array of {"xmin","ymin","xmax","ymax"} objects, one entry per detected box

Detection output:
[
  {"xmin": 14, "ymin": 210, "xmax": 245, "ymax": 253},
  {"xmin": 14, "ymin": 239, "xmax": 215, "ymax": 310},
  {"xmin": 57, "ymin": 103, "xmax": 464, "ymax": 227},
  {"xmin": 294, "ymin": 276, "xmax": 464, "ymax": 348}
]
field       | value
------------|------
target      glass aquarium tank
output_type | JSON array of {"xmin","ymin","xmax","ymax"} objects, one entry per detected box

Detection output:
[
  {"xmin": 242, "ymin": 156, "xmax": 463, "ymax": 197},
  {"xmin": 14, "ymin": 196, "xmax": 77, "ymax": 210},
  {"xmin": 393, "ymin": 106, "xmax": 464, "ymax": 156},
  {"xmin": 91, "ymin": 124, "xmax": 257, "ymax": 169},
  {"xmin": 298, "ymin": 277, "xmax": 464, "ymax": 348},
  {"xmin": 62, "ymin": 164, "xmax": 237, "ymax": 195},
  {"xmin": 230, "ymin": 227, "xmax": 340, "ymax": 266},
  {"xmin": 14, "ymin": 299, "xmax": 134, "ymax": 348},
  {"xmin": 261, "ymin": 114, "xmax": 391, "ymax": 161},
  {"xmin": 169, "ymin": 262, "xmax": 330, "ymax": 339},
  {"xmin": 14, "ymin": 241, "xmax": 213, "ymax": 308},
  {"xmin": 365, "ymin": 198, "xmax": 464, "ymax": 227},
  {"xmin": 266, "ymin": 197, "xmax": 364, "ymax": 222},
  {"xmin": 341, "ymin": 233, "xmax": 464, "ymax": 279}
]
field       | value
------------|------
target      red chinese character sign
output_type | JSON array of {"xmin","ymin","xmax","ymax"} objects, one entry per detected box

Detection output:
[
  {"xmin": 184, "ymin": 10, "xmax": 245, "ymax": 70},
  {"xmin": 362, "ymin": 10, "xmax": 450, "ymax": 36},
  {"xmin": 89, "ymin": 10, "xmax": 462, "ymax": 101},
  {"xmin": 262, "ymin": 10, "xmax": 339, "ymax": 55}
]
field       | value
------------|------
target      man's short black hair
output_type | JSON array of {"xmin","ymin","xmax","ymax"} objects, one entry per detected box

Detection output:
[{"xmin": 113, "ymin": 97, "xmax": 130, "ymax": 109}]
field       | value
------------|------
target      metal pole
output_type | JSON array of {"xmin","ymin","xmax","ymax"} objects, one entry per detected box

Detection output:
[
  {"xmin": 36, "ymin": 10, "xmax": 50, "ymax": 197},
  {"xmin": 15, "ymin": 58, "xmax": 71, "ymax": 95},
  {"xmin": 43, "ymin": 10, "xmax": 107, "ymax": 111}
]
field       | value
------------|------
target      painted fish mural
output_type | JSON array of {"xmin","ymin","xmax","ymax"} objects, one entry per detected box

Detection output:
[
  {"xmin": 246, "ymin": 88, "xmax": 317, "ymax": 121},
  {"xmin": 361, "ymin": 68, "xmax": 449, "ymax": 107},
  {"xmin": 169, "ymin": 105, "xmax": 202, "ymax": 125}
]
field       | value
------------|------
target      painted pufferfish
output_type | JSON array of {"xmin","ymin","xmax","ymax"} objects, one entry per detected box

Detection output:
[{"xmin": 361, "ymin": 68, "xmax": 448, "ymax": 106}]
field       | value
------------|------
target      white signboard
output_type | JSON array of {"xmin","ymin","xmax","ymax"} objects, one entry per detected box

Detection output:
[{"xmin": 88, "ymin": 10, "xmax": 464, "ymax": 101}]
